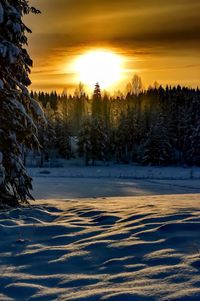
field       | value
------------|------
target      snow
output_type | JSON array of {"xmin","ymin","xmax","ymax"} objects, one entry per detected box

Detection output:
[
  {"xmin": 0, "ymin": 152, "xmax": 5, "ymax": 185},
  {"xmin": 30, "ymin": 97, "xmax": 46, "ymax": 123},
  {"xmin": 28, "ymin": 162, "xmax": 200, "ymax": 180},
  {"xmin": 28, "ymin": 164, "xmax": 200, "ymax": 199},
  {"xmin": 0, "ymin": 3, "xmax": 3, "ymax": 24},
  {"xmin": 0, "ymin": 152, "xmax": 3, "ymax": 164},
  {"xmin": 32, "ymin": 177, "xmax": 200, "ymax": 199},
  {"xmin": 1, "ymin": 194, "xmax": 200, "ymax": 300},
  {"xmin": 0, "ymin": 79, "xmax": 3, "ymax": 89},
  {"xmin": 1, "ymin": 168, "xmax": 200, "ymax": 300}
]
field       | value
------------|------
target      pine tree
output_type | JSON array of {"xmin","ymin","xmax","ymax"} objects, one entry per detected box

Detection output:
[
  {"xmin": 38, "ymin": 103, "xmax": 56, "ymax": 167},
  {"xmin": 115, "ymin": 113, "xmax": 130, "ymax": 163},
  {"xmin": 184, "ymin": 96, "xmax": 200, "ymax": 165},
  {"xmin": 55, "ymin": 114, "xmax": 71, "ymax": 159},
  {"xmin": 72, "ymin": 83, "xmax": 86, "ymax": 135},
  {"xmin": 78, "ymin": 117, "xmax": 107, "ymax": 165},
  {"xmin": 0, "ymin": 1, "xmax": 44, "ymax": 205},
  {"xmin": 189, "ymin": 122, "xmax": 200, "ymax": 166},
  {"xmin": 141, "ymin": 114, "xmax": 172, "ymax": 166},
  {"xmin": 78, "ymin": 117, "xmax": 93, "ymax": 165},
  {"xmin": 91, "ymin": 83, "xmax": 102, "ymax": 119},
  {"xmin": 90, "ymin": 117, "xmax": 107, "ymax": 165}
]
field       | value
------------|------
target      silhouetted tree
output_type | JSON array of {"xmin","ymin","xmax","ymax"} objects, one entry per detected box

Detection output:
[
  {"xmin": 141, "ymin": 114, "xmax": 172, "ymax": 165},
  {"xmin": 92, "ymin": 83, "xmax": 102, "ymax": 118}
]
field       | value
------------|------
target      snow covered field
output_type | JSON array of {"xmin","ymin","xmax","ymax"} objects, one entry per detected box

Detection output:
[
  {"xmin": 29, "ymin": 164, "xmax": 200, "ymax": 199},
  {"xmin": 30, "ymin": 165, "xmax": 200, "ymax": 199},
  {"xmin": 29, "ymin": 164, "xmax": 200, "ymax": 180},
  {"xmin": 32, "ymin": 177, "xmax": 200, "ymax": 200},
  {"xmin": 1, "ymin": 169, "xmax": 200, "ymax": 301},
  {"xmin": 1, "ymin": 195, "xmax": 200, "ymax": 300}
]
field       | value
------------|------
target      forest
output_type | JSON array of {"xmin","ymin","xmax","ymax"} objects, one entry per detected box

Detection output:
[{"xmin": 31, "ymin": 77, "xmax": 200, "ymax": 167}]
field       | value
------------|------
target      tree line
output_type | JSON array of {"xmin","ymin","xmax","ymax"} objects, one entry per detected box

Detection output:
[
  {"xmin": 32, "ymin": 78, "xmax": 200, "ymax": 166},
  {"xmin": 1, "ymin": 0, "xmax": 199, "ymax": 206}
]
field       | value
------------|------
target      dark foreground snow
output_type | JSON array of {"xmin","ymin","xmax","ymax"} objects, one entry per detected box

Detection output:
[{"xmin": 1, "ymin": 195, "xmax": 200, "ymax": 300}]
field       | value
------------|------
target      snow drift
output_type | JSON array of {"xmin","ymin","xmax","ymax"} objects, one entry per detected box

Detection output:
[{"xmin": 1, "ymin": 195, "xmax": 200, "ymax": 300}]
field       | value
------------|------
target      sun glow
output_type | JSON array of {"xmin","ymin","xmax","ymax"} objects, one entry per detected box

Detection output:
[{"xmin": 73, "ymin": 50, "xmax": 123, "ymax": 89}]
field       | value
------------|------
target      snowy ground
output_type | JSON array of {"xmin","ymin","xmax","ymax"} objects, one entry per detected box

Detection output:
[
  {"xmin": 1, "ymin": 168, "xmax": 200, "ymax": 300},
  {"xmin": 32, "ymin": 177, "xmax": 200, "ymax": 199},
  {"xmin": 30, "ymin": 165, "xmax": 200, "ymax": 199},
  {"xmin": 29, "ymin": 164, "xmax": 200, "ymax": 180},
  {"xmin": 1, "ymin": 195, "xmax": 200, "ymax": 300}
]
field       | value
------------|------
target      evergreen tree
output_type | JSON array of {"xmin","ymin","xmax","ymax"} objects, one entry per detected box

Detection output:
[
  {"xmin": 115, "ymin": 113, "xmax": 130, "ymax": 163},
  {"xmin": 0, "ymin": 1, "xmax": 44, "ymax": 205},
  {"xmin": 55, "ymin": 114, "xmax": 71, "ymax": 159},
  {"xmin": 78, "ymin": 117, "xmax": 91, "ymax": 165},
  {"xmin": 91, "ymin": 83, "xmax": 102, "ymax": 119},
  {"xmin": 141, "ymin": 114, "xmax": 172, "ymax": 166},
  {"xmin": 50, "ymin": 91, "xmax": 58, "ymax": 110},
  {"xmin": 78, "ymin": 117, "xmax": 107, "ymax": 165},
  {"xmin": 72, "ymin": 83, "xmax": 86, "ymax": 134},
  {"xmin": 184, "ymin": 96, "xmax": 200, "ymax": 165},
  {"xmin": 188, "ymin": 121, "xmax": 200, "ymax": 166},
  {"xmin": 28, "ymin": 84, "xmax": 200, "ymax": 167},
  {"xmin": 38, "ymin": 103, "xmax": 56, "ymax": 166},
  {"xmin": 102, "ymin": 92, "xmax": 111, "ymax": 131},
  {"xmin": 90, "ymin": 117, "xmax": 107, "ymax": 165}
]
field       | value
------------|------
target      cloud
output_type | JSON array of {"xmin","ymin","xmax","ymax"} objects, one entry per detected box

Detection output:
[
  {"xmin": 27, "ymin": 0, "xmax": 200, "ymax": 91},
  {"xmin": 27, "ymin": 0, "xmax": 200, "ymax": 51}
]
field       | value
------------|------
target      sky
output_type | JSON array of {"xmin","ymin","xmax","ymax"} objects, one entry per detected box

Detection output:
[{"xmin": 26, "ymin": 0, "xmax": 200, "ymax": 93}]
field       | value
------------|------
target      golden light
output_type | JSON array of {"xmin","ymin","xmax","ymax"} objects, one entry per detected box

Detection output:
[{"xmin": 73, "ymin": 50, "xmax": 123, "ymax": 89}]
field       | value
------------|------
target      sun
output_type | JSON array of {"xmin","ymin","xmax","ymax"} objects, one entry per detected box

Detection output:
[{"xmin": 73, "ymin": 50, "xmax": 123, "ymax": 89}]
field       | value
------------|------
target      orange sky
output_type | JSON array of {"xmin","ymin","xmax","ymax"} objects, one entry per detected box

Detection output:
[{"xmin": 26, "ymin": 0, "xmax": 200, "ymax": 93}]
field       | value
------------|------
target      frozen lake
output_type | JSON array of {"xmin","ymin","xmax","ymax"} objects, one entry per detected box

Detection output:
[{"xmin": 32, "ymin": 177, "xmax": 200, "ymax": 199}]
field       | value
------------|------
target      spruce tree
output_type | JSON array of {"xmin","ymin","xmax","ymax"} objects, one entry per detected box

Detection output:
[
  {"xmin": 78, "ymin": 117, "xmax": 92, "ymax": 166},
  {"xmin": 55, "ymin": 115, "xmax": 71, "ymax": 159},
  {"xmin": 38, "ymin": 103, "xmax": 56, "ymax": 166},
  {"xmin": 78, "ymin": 117, "xmax": 107, "ymax": 165},
  {"xmin": 188, "ymin": 122, "xmax": 200, "ymax": 166},
  {"xmin": 0, "ymin": 1, "xmax": 44, "ymax": 205},
  {"xmin": 91, "ymin": 83, "xmax": 102, "ymax": 119},
  {"xmin": 90, "ymin": 117, "xmax": 107, "ymax": 165},
  {"xmin": 72, "ymin": 83, "xmax": 86, "ymax": 135},
  {"xmin": 141, "ymin": 114, "xmax": 172, "ymax": 166}
]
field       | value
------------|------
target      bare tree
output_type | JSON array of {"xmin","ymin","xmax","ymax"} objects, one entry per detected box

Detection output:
[{"xmin": 131, "ymin": 74, "xmax": 143, "ymax": 96}]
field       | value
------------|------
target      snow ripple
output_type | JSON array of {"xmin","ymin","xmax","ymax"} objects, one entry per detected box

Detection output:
[{"xmin": 0, "ymin": 195, "xmax": 200, "ymax": 300}]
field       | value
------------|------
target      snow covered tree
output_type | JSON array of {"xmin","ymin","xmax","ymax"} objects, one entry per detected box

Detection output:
[
  {"xmin": 78, "ymin": 117, "xmax": 91, "ymax": 165},
  {"xmin": 0, "ymin": 1, "xmax": 44, "ymax": 205},
  {"xmin": 71, "ymin": 83, "xmax": 86, "ymax": 135},
  {"xmin": 141, "ymin": 114, "xmax": 172, "ymax": 166},
  {"xmin": 184, "ymin": 97, "xmax": 200, "ymax": 165},
  {"xmin": 78, "ymin": 117, "xmax": 108, "ymax": 165},
  {"xmin": 0, "ymin": 153, "xmax": 5, "ymax": 189},
  {"xmin": 89, "ymin": 117, "xmax": 108, "ymax": 164},
  {"xmin": 54, "ymin": 114, "xmax": 71, "ymax": 159},
  {"xmin": 38, "ymin": 103, "xmax": 56, "ymax": 167},
  {"xmin": 115, "ymin": 113, "xmax": 130, "ymax": 163},
  {"xmin": 188, "ymin": 122, "xmax": 200, "ymax": 166}
]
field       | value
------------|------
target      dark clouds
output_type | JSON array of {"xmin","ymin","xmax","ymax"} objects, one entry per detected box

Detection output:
[
  {"xmin": 28, "ymin": 0, "xmax": 200, "ymax": 50},
  {"xmin": 26, "ymin": 0, "xmax": 200, "ymax": 91}
]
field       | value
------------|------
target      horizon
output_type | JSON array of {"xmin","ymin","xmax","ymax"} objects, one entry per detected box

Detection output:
[
  {"xmin": 31, "ymin": 82, "xmax": 200, "ymax": 97},
  {"xmin": 26, "ymin": 0, "xmax": 200, "ymax": 93}
]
